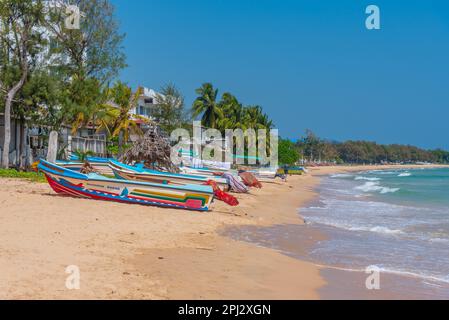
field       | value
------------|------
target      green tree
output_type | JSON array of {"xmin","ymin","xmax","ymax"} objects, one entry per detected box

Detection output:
[
  {"xmin": 44, "ymin": 0, "xmax": 127, "ymax": 134},
  {"xmin": 192, "ymin": 83, "xmax": 223, "ymax": 129},
  {"xmin": 45, "ymin": 0, "xmax": 126, "ymax": 84},
  {"xmin": 279, "ymin": 139, "xmax": 299, "ymax": 165},
  {"xmin": 0, "ymin": 0, "xmax": 46, "ymax": 168},
  {"xmin": 96, "ymin": 82, "xmax": 146, "ymax": 154},
  {"xmin": 153, "ymin": 83, "xmax": 186, "ymax": 133},
  {"xmin": 66, "ymin": 76, "xmax": 105, "ymax": 134},
  {"xmin": 217, "ymin": 93, "xmax": 245, "ymax": 131}
]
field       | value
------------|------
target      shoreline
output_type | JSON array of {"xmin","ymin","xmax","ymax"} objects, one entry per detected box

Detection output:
[
  {"xmin": 288, "ymin": 164, "xmax": 449, "ymax": 299},
  {"xmin": 0, "ymin": 164, "xmax": 447, "ymax": 299}
]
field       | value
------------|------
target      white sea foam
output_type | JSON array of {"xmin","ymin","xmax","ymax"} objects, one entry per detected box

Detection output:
[
  {"xmin": 354, "ymin": 176, "xmax": 381, "ymax": 181},
  {"xmin": 317, "ymin": 264, "xmax": 449, "ymax": 285},
  {"xmin": 355, "ymin": 181, "xmax": 400, "ymax": 194},
  {"xmin": 305, "ymin": 214, "xmax": 405, "ymax": 236},
  {"xmin": 366, "ymin": 170, "xmax": 397, "ymax": 175},
  {"xmin": 374, "ymin": 267, "xmax": 449, "ymax": 284},
  {"xmin": 398, "ymin": 172, "xmax": 412, "ymax": 177},
  {"xmin": 331, "ymin": 173, "xmax": 353, "ymax": 178},
  {"xmin": 348, "ymin": 226, "xmax": 404, "ymax": 235}
]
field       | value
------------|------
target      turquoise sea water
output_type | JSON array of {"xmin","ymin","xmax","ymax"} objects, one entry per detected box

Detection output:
[
  {"xmin": 224, "ymin": 167, "xmax": 449, "ymax": 298},
  {"xmin": 300, "ymin": 168, "xmax": 449, "ymax": 289}
]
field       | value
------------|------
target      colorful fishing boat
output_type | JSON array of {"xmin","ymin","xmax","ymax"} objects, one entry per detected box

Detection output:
[
  {"xmin": 56, "ymin": 160, "xmax": 115, "ymax": 176},
  {"xmin": 180, "ymin": 166, "xmax": 238, "ymax": 178},
  {"xmin": 69, "ymin": 155, "xmax": 112, "ymax": 163},
  {"xmin": 38, "ymin": 160, "xmax": 214, "ymax": 211},
  {"xmin": 109, "ymin": 160, "xmax": 229, "ymax": 189}
]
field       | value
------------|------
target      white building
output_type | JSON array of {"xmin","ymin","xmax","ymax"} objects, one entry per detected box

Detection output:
[{"xmin": 131, "ymin": 87, "xmax": 161, "ymax": 120}]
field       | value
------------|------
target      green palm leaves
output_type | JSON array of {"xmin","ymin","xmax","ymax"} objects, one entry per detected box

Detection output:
[
  {"xmin": 192, "ymin": 83, "xmax": 273, "ymax": 132},
  {"xmin": 192, "ymin": 83, "xmax": 223, "ymax": 129},
  {"xmin": 97, "ymin": 81, "xmax": 146, "ymax": 142}
]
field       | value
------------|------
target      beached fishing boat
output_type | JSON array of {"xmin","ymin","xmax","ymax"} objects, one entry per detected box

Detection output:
[
  {"xmin": 109, "ymin": 160, "xmax": 229, "ymax": 189},
  {"xmin": 180, "ymin": 166, "xmax": 238, "ymax": 177},
  {"xmin": 56, "ymin": 160, "xmax": 114, "ymax": 176},
  {"xmin": 38, "ymin": 160, "xmax": 214, "ymax": 211},
  {"xmin": 244, "ymin": 168, "xmax": 278, "ymax": 183}
]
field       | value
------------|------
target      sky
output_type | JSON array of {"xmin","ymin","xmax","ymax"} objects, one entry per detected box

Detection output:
[{"xmin": 109, "ymin": 0, "xmax": 449, "ymax": 150}]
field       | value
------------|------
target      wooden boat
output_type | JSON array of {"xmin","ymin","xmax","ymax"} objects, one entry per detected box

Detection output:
[
  {"xmin": 69, "ymin": 155, "xmax": 112, "ymax": 163},
  {"xmin": 56, "ymin": 160, "xmax": 114, "ymax": 176},
  {"xmin": 251, "ymin": 168, "xmax": 278, "ymax": 183},
  {"xmin": 180, "ymin": 166, "xmax": 238, "ymax": 178},
  {"xmin": 109, "ymin": 160, "xmax": 229, "ymax": 190},
  {"xmin": 38, "ymin": 160, "xmax": 214, "ymax": 211}
]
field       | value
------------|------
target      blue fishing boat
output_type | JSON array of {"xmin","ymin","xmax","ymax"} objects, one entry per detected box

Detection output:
[{"xmin": 38, "ymin": 160, "xmax": 215, "ymax": 211}]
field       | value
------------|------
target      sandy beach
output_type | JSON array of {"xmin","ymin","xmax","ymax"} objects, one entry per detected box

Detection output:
[{"xmin": 0, "ymin": 164, "xmax": 446, "ymax": 299}]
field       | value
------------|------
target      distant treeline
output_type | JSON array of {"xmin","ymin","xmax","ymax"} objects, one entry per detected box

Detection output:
[{"xmin": 284, "ymin": 130, "xmax": 449, "ymax": 165}]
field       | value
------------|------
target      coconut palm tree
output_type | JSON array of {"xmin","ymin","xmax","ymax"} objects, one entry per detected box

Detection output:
[
  {"xmin": 217, "ymin": 93, "xmax": 247, "ymax": 131},
  {"xmin": 257, "ymin": 112, "xmax": 274, "ymax": 130},
  {"xmin": 192, "ymin": 83, "xmax": 223, "ymax": 129},
  {"xmin": 245, "ymin": 105, "xmax": 274, "ymax": 130},
  {"xmin": 96, "ymin": 81, "xmax": 147, "ymax": 153}
]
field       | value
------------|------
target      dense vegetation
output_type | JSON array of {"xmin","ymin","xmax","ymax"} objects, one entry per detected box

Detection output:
[
  {"xmin": 278, "ymin": 139, "xmax": 300, "ymax": 165},
  {"xmin": 192, "ymin": 83, "xmax": 273, "ymax": 132},
  {"xmin": 293, "ymin": 130, "xmax": 449, "ymax": 165}
]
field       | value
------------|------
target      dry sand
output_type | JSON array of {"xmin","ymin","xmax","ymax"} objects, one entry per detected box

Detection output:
[{"xmin": 0, "ymin": 164, "xmax": 445, "ymax": 299}]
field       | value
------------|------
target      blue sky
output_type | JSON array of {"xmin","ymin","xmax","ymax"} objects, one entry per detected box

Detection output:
[{"xmin": 110, "ymin": 0, "xmax": 449, "ymax": 150}]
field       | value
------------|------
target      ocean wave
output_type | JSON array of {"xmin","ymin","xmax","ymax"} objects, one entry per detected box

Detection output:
[
  {"xmin": 306, "ymin": 218, "xmax": 404, "ymax": 236},
  {"xmin": 355, "ymin": 176, "xmax": 381, "ymax": 181},
  {"xmin": 317, "ymin": 264, "xmax": 449, "ymax": 285},
  {"xmin": 331, "ymin": 173, "xmax": 353, "ymax": 178},
  {"xmin": 366, "ymin": 170, "xmax": 398, "ymax": 175},
  {"xmin": 398, "ymin": 172, "xmax": 412, "ymax": 177},
  {"xmin": 375, "ymin": 267, "xmax": 449, "ymax": 285},
  {"xmin": 355, "ymin": 181, "xmax": 400, "ymax": 194},
  {"xmin": 348, "ymin": 226, "xmax": 404, "ymax": 235}
]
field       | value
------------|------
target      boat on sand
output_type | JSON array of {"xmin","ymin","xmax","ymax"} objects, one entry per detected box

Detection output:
[
  {"xmin": 109, "ymin": 160, "xmax": 229, "ymax": 190},
  {"xmin": 38, "ymin": 160, "xmax": 214, "ymax": 211}
]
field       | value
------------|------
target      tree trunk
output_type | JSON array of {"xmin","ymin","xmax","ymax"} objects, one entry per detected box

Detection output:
[
  {"xmin": 19, "ymin": 120, "xmax": 27, "ymax": 170},
  {"xmin": 2, "ymin": 93, "xmax": 13, "ymax": 169},
  {"xmin": 1, "ymin": 66, "xmax": 28, "ymax": 169},
  {"xmin": 118, "ymin": 131, "xmax": 124, "ymax": 157},
  {"xmin": 46, "ymin": 131, "xmax": 58, "ymax": 164}
]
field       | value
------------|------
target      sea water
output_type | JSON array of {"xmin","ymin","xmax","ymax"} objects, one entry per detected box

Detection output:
[
  {"xmin": 301, "ymin": 168, "xmax": 449, "ymax": 291},
  {"xmin": 224, "ymin": 168, "xmax": 449, "ymax": 298}
]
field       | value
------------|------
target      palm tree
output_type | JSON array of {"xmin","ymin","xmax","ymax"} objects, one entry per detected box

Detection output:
[
  {"xmin": 244, "ymin": 105, "xmax": 274, "ymax": 130},
  {"xmin": 217, "ymin": 93, "xmax": 247, "ymax": 131},
  {"xmin": 96, "ymin": 82, "xmax": 147, "ymax": 153},
  {"xmin": 192, "ymin": 83, "xmax": 223, "ymax": 129},
  {"xmin": 257, "ymin": 112, "xmax": 274, "ymax": 130}
]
